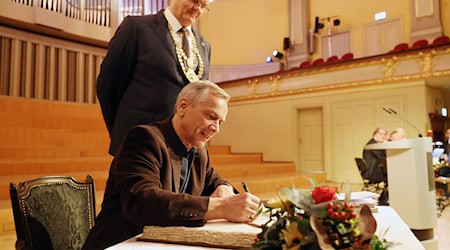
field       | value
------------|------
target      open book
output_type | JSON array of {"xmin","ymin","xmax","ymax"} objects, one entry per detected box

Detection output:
[{"xmin": 138, "ymin": 217, "xmax": 267, "ymax": 249}]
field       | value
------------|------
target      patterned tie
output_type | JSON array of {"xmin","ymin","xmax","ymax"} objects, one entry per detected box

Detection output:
[{"xmin": 180, "ymin": 27, "xmax": 190, "ymax": 58}]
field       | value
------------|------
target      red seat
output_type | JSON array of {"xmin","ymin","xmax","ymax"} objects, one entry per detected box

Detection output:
[
  {"xmin": 299, "ymin": 61, "xmax": 311, "ymax": 68},
  {"xmin": 326, "ymin": 55, "xmax": 339, "ymax": 63},
  {"xmin": 312, "ymin": 58, "xmax": 325, "ymax": 66},
  {"xmin": 389, "ymin": 42, "xmax": 409, "ymax": 53},
  {"xmin": 432, "ymin": 36, "xmax": 450, "ymax": 46},
  {"xmin": 341, "ymin": 52, "xmax": 354, "ymax": 61},
  {"xmin": 411, "ymin": 39, "xmax": 429, "ymax": 49}
]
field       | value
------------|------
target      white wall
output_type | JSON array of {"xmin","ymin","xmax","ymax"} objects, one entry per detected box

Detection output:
[{"xmin": 212, "ymin": 81, "xmax": 428, "ymax": 183}]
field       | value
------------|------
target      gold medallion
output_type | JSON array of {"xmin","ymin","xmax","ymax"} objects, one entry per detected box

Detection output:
[{"xmin": 165, "ymin": 13, "xmax": 204, "ymax": 83}]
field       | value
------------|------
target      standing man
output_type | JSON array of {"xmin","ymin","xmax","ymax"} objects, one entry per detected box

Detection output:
[
  {"xmin": 97, "ymin": 0, "xmax": 211, "ymax": 155},
  {"xmin": 82, "ymin": 81, "xmax": 261, "ymax": 250},
  {"xmin": 442, "ymin": 128, "xmax": 450, "ymax": 161}
]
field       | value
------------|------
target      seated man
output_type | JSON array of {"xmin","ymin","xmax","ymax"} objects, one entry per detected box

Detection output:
[
  {"xmin": 441, "ymin": 128, "xmax": 450, "ymax": 162},
  {"xmin": 82, "ymin": 81, "xmax": 261, "ymax": 250},
  {"xmin": 389, "ymin": 128, "xmax": 406, "ymax": 141},
  {"xmin": 362, "ymin": 128, "xmax": 387, "ymax": 183}
]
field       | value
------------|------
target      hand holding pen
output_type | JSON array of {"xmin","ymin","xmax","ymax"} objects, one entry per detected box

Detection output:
[{"xmin": 242, "ymin": 181, "xmax": 263, "ymax": 220}]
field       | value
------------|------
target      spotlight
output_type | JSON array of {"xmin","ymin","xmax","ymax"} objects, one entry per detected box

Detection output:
[
  {"xmin": 442, "ymin": 107, "xmax": 448, "ymax": 117},
  {"xmin": 266, "ymin": 56, "xmax": 273, "ymax": 63},
  {"xmin": 333, "ymin": 19, "xmax": 340, "ymax": 26},
  {"xmin": 283, "ymin": 37, "xmax": 291, "ymax": 50},
  {"xmin": 272, "ymin": 50, "xmax": 284, "ymax": 59},
  {"xmin": 314, "ymin": 16, "xmax": 324, "ymax": 33}
]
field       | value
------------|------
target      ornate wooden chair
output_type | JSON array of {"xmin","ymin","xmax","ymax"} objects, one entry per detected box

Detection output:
[{"xmin": 10, "ymin": 176, "xmax": 96, "ymax": 250}]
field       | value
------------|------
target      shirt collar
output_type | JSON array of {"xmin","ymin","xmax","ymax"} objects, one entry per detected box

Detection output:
[
  {"xmin": 158, "ymin": 117, "xmax": 197, "ymax": 157},
  {"xmin": 164, "ymin": 8, "xmax": 192, "ymax": 33}
]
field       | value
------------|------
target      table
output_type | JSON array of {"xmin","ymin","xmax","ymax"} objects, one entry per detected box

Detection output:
[{"xmin": 107, "ymin": 206, "xmax": 424, "ymax": 250}]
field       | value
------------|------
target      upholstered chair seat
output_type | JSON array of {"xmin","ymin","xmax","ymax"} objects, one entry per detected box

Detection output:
[{"xmin": 10, "ymin": 176, "xmax": 96, "ymax": 250}]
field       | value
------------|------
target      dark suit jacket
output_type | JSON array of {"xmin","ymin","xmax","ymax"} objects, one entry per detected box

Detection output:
[
  {"xmin": 82, "ymin": 119, "xmax": 228, "ymax": 250},
  {"xmin": 362, "ymin": 138, "xmax": 386, "ymax": 183},
  {"xmin": 443, "ymin": 140, "xmax": 450, "ymax": 156},
  {"xmin": 97, "ymin": 10, "xmax": 211, "ymax": 155}
]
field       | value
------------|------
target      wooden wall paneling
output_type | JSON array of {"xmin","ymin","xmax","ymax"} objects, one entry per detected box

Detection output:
[
  {"xmin": 0, "ymin": 37, "xmax": 11, "ymax": 95},
  {"xmin": 20, "ymin": 41, "xmax": 27, "ymax": 97},
  {"xmin": 35, "ymin": 43, "xmax": 45, "ymax": 99},
  {"xmin": 93, "ymin": 55, "xmax": 103, "ymax": 104},
  {"xmin": 66, "ymin": 50, "xmax": 76, "ymax": 102},
  {"xmin": 43, "ymin": 45, "xmax": 50, "ymax": 100},
  {"xmin": 48, "ymin": 46, "xmax": 56, "ymax": 100},
  {"xmin": 86, "ymin": 53, "xmax": 95, "ymax": 104},
  {"xmin": 10, "ymin": 38, "xmax": 22, "ymax": 97},
  {"xmin": 24, "ymin": 41, "xmax": 32, "ymax": 98},
  {"xmin": 58, "ymin": 48, "xmax": 67, "ymax": 101},
  {"xmin": 76, "ymin": 51, "xmax": 84, "ymax": 103}
]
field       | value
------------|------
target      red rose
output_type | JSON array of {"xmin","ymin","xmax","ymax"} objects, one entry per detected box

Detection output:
[{"xmin": 311, "ymin": 186, "xmax": 338, "ymax": 204}]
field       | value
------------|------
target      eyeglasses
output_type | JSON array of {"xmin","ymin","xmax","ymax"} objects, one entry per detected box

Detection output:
[{"xmin": 190, "ymin": 0, "xmax": 210, "ymax": 12}]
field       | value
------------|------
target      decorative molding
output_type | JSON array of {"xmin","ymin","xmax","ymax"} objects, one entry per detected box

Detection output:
[
  {"xmin": 410, "ymin": 0, "xmax": 443, "ymax": 42},
  {"xmin": 218, "ymin": 45, "xmax": 450, "ymax": 102},
  {"xmin": 209, "ymin": 63, "xmax": 279, "ymax": 83}
]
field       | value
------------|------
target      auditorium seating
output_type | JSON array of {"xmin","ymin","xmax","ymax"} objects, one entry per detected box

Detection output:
[
  {"xmin": 299, "ymin": 60, "xmax": 311, "ymax": 68},
  {"xmin": 432, "ymin": 35, "xmax": 450, "ymax": 46},
  {"xmin": 341, "ymin": 52, "xmax": 354, "ymax": 61},
  {"xmin": 389, "ymin": 42, "xmax": 409, "ymax": 53},
  {"xmin": 411, "ymin": 39, "xmax": 429, "ymax": 49},
  {"xmin": 326, "ymin": 55, "xmax": 339, "ymax": 63},
  {"xmin": 387, "ymin": 35, "xmax": 449, "ymax": 54},
  {"xmin": 0, "ymin": 95, "xmax": 326, "ymax": 248},
  {"xmin": 312, "ymin": 58, "xmax": 325, "ymax": 66}
]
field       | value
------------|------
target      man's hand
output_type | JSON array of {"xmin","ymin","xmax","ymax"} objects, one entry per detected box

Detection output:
[
  {"xmin": 206, "ymin": 192, "xmax": 261, "ymax": 223},
  {"xmin": 210, "ymin": 184, "xmax": 234, "ymax": 198}
]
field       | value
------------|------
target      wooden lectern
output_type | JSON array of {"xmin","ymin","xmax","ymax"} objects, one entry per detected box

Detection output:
[{"xmin": 365, "ymin": 137, "xmax": 437, "ymax": 250}]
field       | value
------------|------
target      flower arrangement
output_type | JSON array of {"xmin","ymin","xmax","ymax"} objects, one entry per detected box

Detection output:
[{"xmin": 252, "ymin": 180, "xmax": 388, "ymax": 250}]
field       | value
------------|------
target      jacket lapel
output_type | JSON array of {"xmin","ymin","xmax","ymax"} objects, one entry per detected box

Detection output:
[
  {"xmin": 152, "ymin": 10, "xmax": 177, "ymax": 62},
  {"xmin": 169, "ymin": 150, "xmax": 181, "ymax": 193}
]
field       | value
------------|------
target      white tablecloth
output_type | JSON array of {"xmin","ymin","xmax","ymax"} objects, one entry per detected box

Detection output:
[{"xmin": 107, "ymin": 206, "xmax": 424, "ymax": 250}]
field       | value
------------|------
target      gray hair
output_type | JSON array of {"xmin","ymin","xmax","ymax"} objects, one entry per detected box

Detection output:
[
  {"xmin": 372, "ymin": 127, "xmax": 387, "ymax": 136},
  {"xmin": 175, "ymin": 80, "xmax": 230, "ymax": 112}
]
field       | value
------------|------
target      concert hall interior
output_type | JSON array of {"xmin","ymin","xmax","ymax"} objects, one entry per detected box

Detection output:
[{"xmin": 1, "ymin": 0, "xmax": 450, "ymax": 249}]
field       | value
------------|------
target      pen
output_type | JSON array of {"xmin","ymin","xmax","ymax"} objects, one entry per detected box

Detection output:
[{"xmin": 242, "ymin": 181, "xmax": 251, "ymax": 193}]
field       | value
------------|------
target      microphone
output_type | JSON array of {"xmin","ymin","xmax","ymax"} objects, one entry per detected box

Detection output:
[
  {"xmin": 382, "ymin": 107, "xmax": 392, "ymax": 114},
  {"xmin": 382, "ymin": 107, "xmax": 423, "ymax": 137}
]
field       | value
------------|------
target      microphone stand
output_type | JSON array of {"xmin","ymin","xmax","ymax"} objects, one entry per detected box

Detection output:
[{"xmin": 382, "ymin": 108, "xmax": 423, "ymax": 137}]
